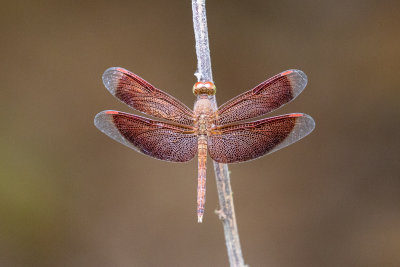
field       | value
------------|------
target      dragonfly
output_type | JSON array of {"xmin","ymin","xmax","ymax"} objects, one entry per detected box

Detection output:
[{"xmin": 94, "ymin": 67, "xmax": 315, "ymax": 223}]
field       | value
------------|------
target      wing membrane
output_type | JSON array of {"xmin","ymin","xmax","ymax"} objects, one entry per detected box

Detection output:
[
  {"xmin": 102, "ymin": 67, "xmax": 194, "ymax": 125},
  {"xmin": 94, "ymin": 111, "xmax": 197, "ymax": 162},
  {"xmin": 216, "ymin": 70, "xmax": 307, "ymax": 125},
  {"xmin": 208, "ymin": 113, "xmax": 315, "ymax": 163}
]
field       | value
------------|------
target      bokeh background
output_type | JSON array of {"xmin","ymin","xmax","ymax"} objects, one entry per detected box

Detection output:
[{"xmin": 1, "ymin": 0, "xmax": 399, "ymax": 266}]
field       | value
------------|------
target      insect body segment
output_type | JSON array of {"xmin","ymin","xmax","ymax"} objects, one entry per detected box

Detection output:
[
  {"xmin": 197, "ymin": 135, "xmax": 207, "ymax": 223},
  {"xmin": 95, "ymin": 67, "xmax": 315, "ymax": 223},
  {"xmin": 193, "ymin": 89, "xmax": 216, "ymax": 222}
]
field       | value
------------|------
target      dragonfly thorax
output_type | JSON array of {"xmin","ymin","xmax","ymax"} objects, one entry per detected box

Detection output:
[
  {"xmin": 194, "ymin": 98, "xmax": 215, "ymax": 116},
  {"xmin": 194, "ymin": 99, "xmax": 216, "ymax": 135}
]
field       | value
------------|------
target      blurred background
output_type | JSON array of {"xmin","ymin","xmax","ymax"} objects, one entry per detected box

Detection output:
[{"xmin": 1, "ymin": 0, "xmax": 399, "ymax": 266}]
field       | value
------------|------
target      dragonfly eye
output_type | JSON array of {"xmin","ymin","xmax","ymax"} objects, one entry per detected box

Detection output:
[{"xmin": 193, "ymin": 81, "xmax": 216, "ymax": 96}]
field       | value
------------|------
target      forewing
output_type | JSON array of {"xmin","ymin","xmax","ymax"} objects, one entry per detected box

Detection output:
[
  {"xmin": 102, "ymin": 67, "xmax": 194, "ymax": 125},
  {"xmin": 208, "ymin": 113, "xmax": 315, "ymax": 163},
  {"xmin": 216, "ymin": 70, "xmax": 308, "ymax": 125},
  {"xmin": 94, "ymin": 111, "xmax": 197, "ymax": 162}
]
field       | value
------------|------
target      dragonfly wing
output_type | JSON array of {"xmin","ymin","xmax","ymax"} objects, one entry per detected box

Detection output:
[
  {"xmin": 208, "ymin": 113, "xmax": 315, "ymax": 163},
  {"xmin": 95, "ymin": 111, "xmax": 197, "ymax": 162},
  {"xmin": 216, "ymin": 70, "xmax": 307, "ymax": 125},
  {"xmin": 102, "ymin": 67, "xmax": 194, "ymax": 125}
]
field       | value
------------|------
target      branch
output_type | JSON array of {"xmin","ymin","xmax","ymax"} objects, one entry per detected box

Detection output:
[
  {"xmin": 192, "ymin": 1, "xmax": 246, "ymax": 266},
  {"xmin": 192, "ymin": 0, "xmax": 213, "ymax": 83}
]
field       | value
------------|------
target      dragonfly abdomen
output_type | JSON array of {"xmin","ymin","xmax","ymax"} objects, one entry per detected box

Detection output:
[{"xmin": 197, "ymin": 135, "xmax": 207, "ymax": 223}]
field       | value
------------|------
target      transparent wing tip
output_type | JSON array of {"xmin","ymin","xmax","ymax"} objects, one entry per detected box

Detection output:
[
  {"xmin": 94, "ymin": 110, "xmax": 117, "ymax": 136},
  {"xmin": 284, "ymin": 69, "xmax": 308, "ymax": 98},
  {"xmin": 94, "ymin": 110, "xmax": 135, "ymax": 150},
  {"xmin": 102, "ymin": 67, "xmax": 127, "ymax": 94},
  {"xmin": 297, "ymin": 113, "xmax": 315, "ymax": 135},
  {"xmin": 269, "ymin": 113, "xmax": 315, "ymax": 154}
]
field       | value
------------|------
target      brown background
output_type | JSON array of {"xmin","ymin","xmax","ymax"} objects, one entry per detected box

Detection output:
[{"xmin": 1, "ymin": 0, "xmax": 399, "ymax": 266}]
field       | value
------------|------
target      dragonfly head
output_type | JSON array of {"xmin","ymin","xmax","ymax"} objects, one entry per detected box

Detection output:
[{"xmin": 193, "ymin": 81, "xmax": 216, "ymax": 96}]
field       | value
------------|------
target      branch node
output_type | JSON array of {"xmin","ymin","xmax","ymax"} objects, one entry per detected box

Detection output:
[{"xmin": 215, "ymin": 208, "xmax": 227, "ymax": 221}]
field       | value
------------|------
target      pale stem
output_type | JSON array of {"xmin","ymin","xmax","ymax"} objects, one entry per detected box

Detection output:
[{"xmin": 192, "ymin": 1, "xmax": 246, "ymax": 266}]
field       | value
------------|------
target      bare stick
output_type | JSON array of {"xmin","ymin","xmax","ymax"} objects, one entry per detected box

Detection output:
[
  {"xmin": 192, "ymin": 0, "xmax": 213, "ymax": 83},
  {"xmin": 192, "ymin": 1, "xmax": 246, "ymax": 266}
]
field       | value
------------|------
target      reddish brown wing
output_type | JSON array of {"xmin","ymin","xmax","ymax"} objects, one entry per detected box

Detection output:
[
  {"xmin": 208, "ymin": 113, "xmax": 315, "ymax": 163},
  {"xmin": 216, "ymin": 70, "xmax": 307, "ymax": 125},
  {"xmin": 102, "ymin": 67, "xmax": 194, "ymax": 125},
  {"xmin": 94, "ymin": 111, "xmax": 197, "ymax": 162}
]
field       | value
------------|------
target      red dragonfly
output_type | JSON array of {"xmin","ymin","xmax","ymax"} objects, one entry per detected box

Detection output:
[{"xmin": 94, "ymin": 67, "xmax": 315, "ymax": 223}]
